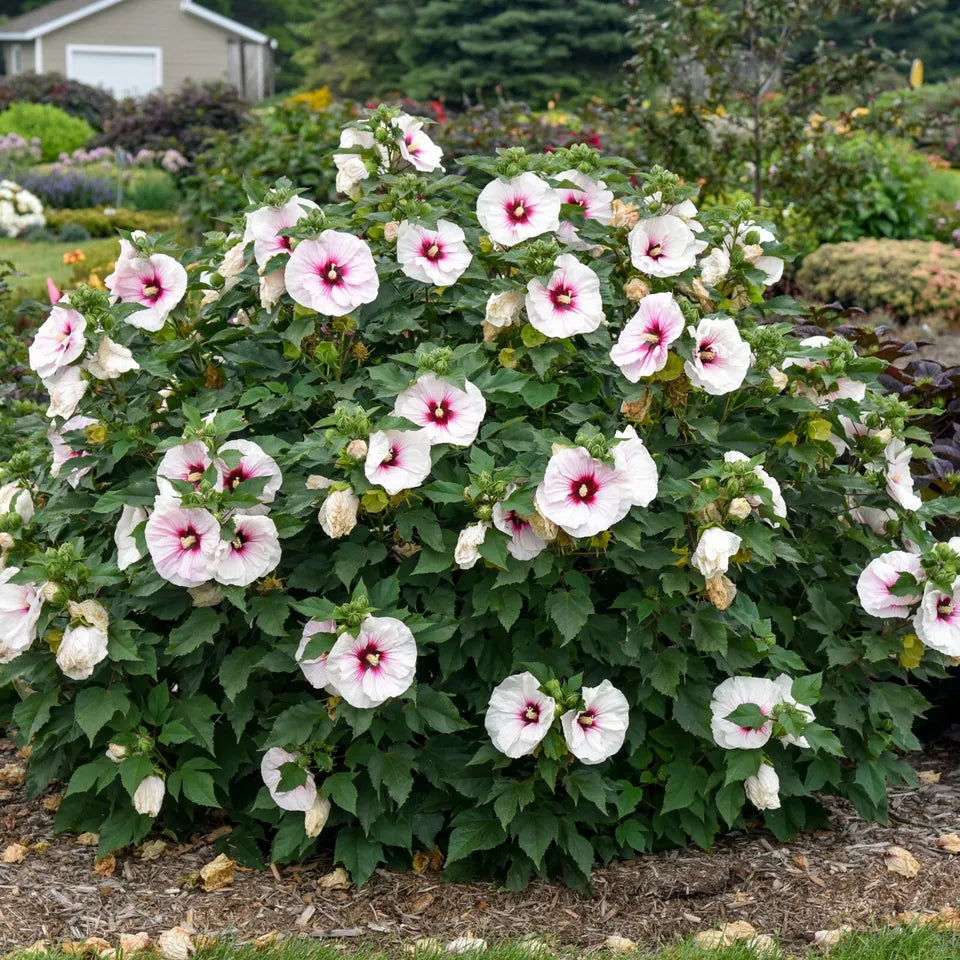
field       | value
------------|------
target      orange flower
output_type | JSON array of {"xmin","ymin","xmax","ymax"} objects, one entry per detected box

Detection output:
[{"xmin": 62, "ymin": 249, "xmax": 86, "ymax": 265}]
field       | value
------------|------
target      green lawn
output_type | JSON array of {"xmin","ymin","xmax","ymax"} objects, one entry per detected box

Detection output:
[
  {"xmin": 0, "ymin": 237, "xmax": 119, "ymax": 301},
  {"xmin": 7, "ymin": 928, "xmax": 960, "ymax": 960}
]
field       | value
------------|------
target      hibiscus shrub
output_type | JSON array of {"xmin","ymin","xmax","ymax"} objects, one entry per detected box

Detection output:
[{"xmin": 2, "ymin": 105, "xmax": 959, "ymax": 889}]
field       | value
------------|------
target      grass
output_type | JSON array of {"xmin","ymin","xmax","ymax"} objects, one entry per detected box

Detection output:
[
  {"xmin": 0, "ymin": 236, "xmax": 118, "ymax": 300},
  {"xmin": 7, "ymin": 928, "xmax": 960, "ymax": 960}
]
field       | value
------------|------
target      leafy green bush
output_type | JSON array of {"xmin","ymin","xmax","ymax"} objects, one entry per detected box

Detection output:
[
  {"xmin": 0, "ymin": 103, "xmax": 95, "ymax": 163},
  {"xmin": 125, "ymin": 171, "xmax": 180, "ymax": 212},
  {"xmin": 2, "ymin": 107, "xmax": 955, "ymax": 890},
  {"xmin": 44, "ymin": 208, "xmax": 180, "ymax": 238},
  {"xmin": 58, "ymin": 223, "xmax": 92, "ymax": 243},
  {"xmin": 797, "ymin": 239, "xmax": 960, "ymax": 328},
  {"xmin": 0, "ymin": 73, "xmax": 117, "ymax": 131}
]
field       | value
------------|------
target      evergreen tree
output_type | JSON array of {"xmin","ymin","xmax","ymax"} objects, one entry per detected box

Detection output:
[{"xmin": 395, "ymin": 0, "xmax": 631, "ymax": 105}]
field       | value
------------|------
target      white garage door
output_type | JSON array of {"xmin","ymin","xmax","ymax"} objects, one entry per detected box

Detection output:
[{"xmin": 66, "ymin": 45, "xmax": 162, "ymax": 98}]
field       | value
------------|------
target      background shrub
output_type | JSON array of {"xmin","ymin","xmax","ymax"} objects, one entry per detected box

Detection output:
[
  {"xmin": 0, "ymin": 73, "xmax": 117, "ymax": 131},
  {"xmin": 125, "ymin": 171, "xmax": 179, "ymax": 212},
  {"xmin": 93, "ymin": 81, "xmax": 248, "ymax": 160},
  {"xmin": 15, "ymin": 169, "xmax": 115, "ymax": 209},
  {"xmin": 58, "ymin": 222, "xmax": 92, "ymax": 243},
  {"xmin": 797, "ymin": 239, "xmax": 960, "ymax": 328},
  {"xmin": 44, "ymin": 207, "xmax": 180, "ymax": 238},
  {"xmin": 0, "ymin": 103, "xmax": 95, "ymax": 163}
]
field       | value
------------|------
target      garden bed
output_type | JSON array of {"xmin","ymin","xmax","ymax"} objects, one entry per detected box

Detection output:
[{"xmin": 1, "ymin": 735, "xmax": 958, "ymax": 953}]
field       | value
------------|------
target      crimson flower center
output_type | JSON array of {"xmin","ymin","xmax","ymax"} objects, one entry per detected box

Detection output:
[
  {"xmin": 578, "ymin": 710, "xmax": 597, "ymax": 728},
  {"xmin": 505, "ymin": 510, "xmax": 526, "ymax": 533},
  {"xmin": 505, "ymin": 198, "xmax": 531, "ymax": 225},
  {"xmin": 358, "ymin": 643, "xmax": 384, "ymax": 671},
  {"xmin": 640, "ymin": 327, "xmax": 662, "ymax": 348},
  {"xmin": 381, "ymin": 444, "xmax": 400, "ymax": 467},
  {"xmin": 186, "ymin": 464, "xmax": 206, "ymax": 484},
  {"xmin": 550, "ymin": 284, "xmax": 576, "ymax": 310},
  {"xmin": 420, "ymin": 238, "xmax": 443, "ymax": 261},
  {"xmin": 320, "ymin": 260, "xmax": 344, "ymax": 286},
  {"xmin": 223, "ymin": 466, "xmax": 250, "ymax": 490},
  {"xmin": 647, "ymin": 242, "xmax": 663, "ymax": 259},
  {"xmin": 141, "ymin": 276, "xmax": 163, "ymax": 302},
  {"xmin": 570, "ymin": 474, "xmax": 599, "ymax": 504},
  {"xmin": 937, "ymin": 597, "xmax": 954, "ymax": 619},
  {"xmin": 699, "ymin": 342, "xmax": 717, "ymax": 364},
  {"xmin": 231, "ymin": 529, "xmax": 247, "ymax": 551},
  {"xmin": 178, "ymin": 527, "xmax": 200, "ymax": 551},
  {"xmin": 522, "ymin": 703, "xmax": 540, "ymax": 724},
  {"xmin": 426, "ymin": 399, "xmax": 452, "ymax": 424}
]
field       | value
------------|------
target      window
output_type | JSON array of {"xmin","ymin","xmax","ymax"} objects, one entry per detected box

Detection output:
[{"xmin": 10, "ymin": 44, "xmax": 23, "ymax": 76}]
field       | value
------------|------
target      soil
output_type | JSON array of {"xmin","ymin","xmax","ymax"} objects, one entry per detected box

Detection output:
[{"xmin": 1, "ymin": 735, "xmax": 959, "ymax": 954}]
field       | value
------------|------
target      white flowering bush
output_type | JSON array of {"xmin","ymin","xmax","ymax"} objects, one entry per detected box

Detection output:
[
  {"xmin": 0, "ymin": 178, "xmax": 46, "ymax": 238},
  {"xmin": 2, "ymin": 105, "xmax": 958, "ymax": 888}
]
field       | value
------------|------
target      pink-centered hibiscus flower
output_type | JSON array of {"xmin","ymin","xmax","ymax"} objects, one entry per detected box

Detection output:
[
  {"xmin": 525, "ymin": 253, "xmax": 604, "ymax": 338},
  {"xmin": 243, "ymin": 196, "xmax": 319, "ymax": 269},
  {"xmin": 913, "ymin": 579, "xmax": 960, "ymax": 656},
  {"xmin": 857, "ymin": 550, "xmax": 925, "ymax": 619},
  {"xmin": 553, "ymin": 169, "xmax": 614, "ymax": 224},
  {"xmin": 156, "ymin": 441, "xmax": 217, "ymax": 500},
  {"xmin": 215, "ymin": 514, "xmax": 281, "ymax": 587},
  {"xmin": 560, "ymin": 679, "xmax": 630, "ymax": 765},
  {"xmin": 115, "ymin": 504, "xmax": 148, "ymax": 571},
  {"xmin": 260, "ymin": 747, "xmax": 317, "ymax": 812},
  {"xmin": 684, "ymin": 317, "xmax": 752, "ymax": 395},
  {"xmin": 536, "ymin": 446, "xmax": 627, "ymax": 539},
  {"xmin": 485, "ymin": 672, "xmax": 557, "ymax": 759},
  {"xmin": 609, "ymin": 292, "xmax": 685, "ymax": 381},
  {"xmin": 48, "ymin": 415, "xmax": 97, "ymax": 488},
  {"xmin": 0, "ymin": 568, "xmax": 43, "ymax": 665},
  {"xmin": 628, "ymin": 215, "xmax": 700, "ymax": 278},
  {"xmin": 364, "ymin": 429, "xmax": 432, "ymax": 495},
  {"xmin": 884, "ymin": 439, "xmax": 921, "ymax": 512},
  {"xmin": 710, "ymin": 676, "xmax": 782, "ymax": 750},
  {"xmin": 782, "ymin": 336, "xmax": 867, "ymax": 407},
  {"xmin": 216, "ymin": 439, "xmax": 283, "ymax": 507},
  {"xmin": 144, "ymin": 502, "xmax": 221, "ymax": 588},
  {"xmin": 392, "ymin": 114, "xmax": 444, "ymax": 172},
  {"xmin": 476, "ymin": 173, "xmax": 561, "ymax": 247},
  {"xmin": 327, "ymin": 616, "xmax": 418, "ymax": 709},
  {"xmin": 396, "ymin": 220, "xmax": 472, "ymax": 286},
  {"xmin": 284, "ymin": 230, "xmax": 379, "ymax": 316},
  {"xmin": 492, "ymin": 502, "xmax": 549, "ymax": 561},
  {"xmin": 108, "ymin": 254, "xmax": 187, "ymax": 332},
  {"xmin": 28, "ymin": 307, "xmax": 86, "ymax": 380},
  {"xmin": 296, "ymin": 619, "xmax": 341, "ymax": 695},
  {"xmin": 393, "ymin": 373, "xmax": 486, "ymax": 447}
]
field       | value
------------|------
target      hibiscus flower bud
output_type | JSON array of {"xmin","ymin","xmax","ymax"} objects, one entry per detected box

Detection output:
[
  {"xmin": 767, "ymin": 366, "xmax": 788, "ymax": 392},
  {"xmin": 610, "ymin": 199, "xmax": 640, "ymax": 229},
  {"xmin": 318, "ymin": 487, "xmax": 359, "ymax": 539},
  {"xmin": 454, "ymin": 522, "xmax": 489, "ymax": 570},
  {"xmin": 705, "ymin": 573, "xmax": 737, "ymax": 610},
  {"xmin": 305, "ymin": 474, "xmax": 332, "ymax": 491},
  {"xmin": 40, "ymin": 581, "xmax": 60, "ymax": 602},
  {"xmin": 84, "ymin": 423, "xmax": 108, "ymax": 445},
  {"xmin": 690, "ymin": 277, "xmax": 714, "ymax": 311},
  {"xmin": 56, "ymin": 623, "xmax": 109, "ymax": 680},
  {"xmin": 220, "ymin": 242, "xmax": 246, "ymax": 279},
  {"xmin": 623, "ymin": 277, "xmax": 650, "ymax": 301},
  {"xmin": 105, "ymin": 743, "xmax": 128, "ymax": 763},
  {"xmin": 383, "ymin": 221, "xmax": 400, "ymax": 243},
  {"xmin": 728, "ymin": 497, "xmax": 753, "ymax": 521},
  {"xmin": 485, "ymin": 289, "xmax": 525, "ymax": 329},
  {"xmin": 133, "ymin": 774, "xmax": 166, "ymax": 817},
  {"xmin": 744, "ymin": 764, "xmax": 781, "ymax": 810},
  {"xmin": 67, "ymin": 599, "xmax": 109, "ymax": 633},
  {"xmin": 691, "ymin": 527, "xmax": 742, "ymax": 580},
  {"xmin": 741, "ymin": 243, "xmax": 764, "ymax": 265},
  {"xmin": 345, "ymin": 439, "xmax": 368, "ymax": 460},
  {"xmin": 304, "ymin": 795, "xmax": 332, "ymax": 837}
]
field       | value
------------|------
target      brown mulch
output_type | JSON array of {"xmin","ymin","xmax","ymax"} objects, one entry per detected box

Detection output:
[{"xmin": 1, "ymin": 737, "xmax": 959, "ymax": 952}]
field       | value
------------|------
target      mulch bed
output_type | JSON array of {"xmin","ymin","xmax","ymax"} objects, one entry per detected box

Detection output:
[{"xmin": 1, "ymin": 735, "xmax": 959, "ymax": 953}]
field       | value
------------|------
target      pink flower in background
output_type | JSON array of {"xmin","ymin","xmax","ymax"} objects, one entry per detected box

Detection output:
[
  {"xmin": 492, "ymin": 502, "xmax": 548, "ymax": 561},
  {"xmin": 856, "ymin": 550, "xmax": 925, "ymax": 618},
  {"xmin": 145, "ymin": 502, "xmax": 221, "ymax": 587},
  {"xmin": 485, "ymin": 672, "xmax": 557, "ymax": 758},
  {"xmin": 628, "ymin": 215, "xmax": 700, "ymax": 277},
  {"xmin": 364, "ymin": 429, "xmax": 432, "ymax": 494},
  {"xmin": 553, "ymin": 169, "xmax": 614, "ymax": 224},
  {"xmin": 525, "ymin": 254, "xmax": 604, "ymax": 338},
  {"xmin": 0, "ymin": 568, "xmax": 42, "ymax": 665},
  {"xmin": 48, "ymin": 415, "xmax": 97, "ymax": 487},
  {"xmin": 726, "ymin": 220, "xmax": 784, "ymax": 286},
  {"xmin": 261, "ymin": 747, "xmax": 317, "ymax": 812},
  {"xmin": 115, "ymin": 504, "xmax": 148, "ymax": 571},
  {"xmin": 108, "ymin": 254, "xmax": 187, "ymax": 332},
  {"xmin": 43, "ymin": 365, "xmax": 88, "ymax": 420},
  {"xmin": 85, "ymin": 336, "xmax": 139, "ymax": 381},
  {"xmin": 610, "ymin": 292, "xmax": 684, "ymax": 381},
  {"xmin": 884, "ymin": 439, "xmax": 921, "ymax": 512},
  {"xmin": 913, "ymin": 579, "xmax": 960, "ymax": 655},
  {"xmin": 612, "ymin": 426, "xmax": 658, "ymax": 511},
  {"xmin": 284, "ymin": 230, "xmax": 379, "ymax": 315},
  {"xmin": 393, "ymin": 373, "xmax": 486, "ymax": 447},
  {"xmin": 28, "ymin": 307, "xmax": 86, "ymax": 379},
  {"xmin": 397, "ymin": 220, "xmax": 473, "ymax": 286},
  {"xmin": 476, "ymin": 173, "xmax": 561, "ymax": 247},
  {"xmin": 393, "ymin": 114, "xmax": 444, "ymax": 172},
  {"xmin": 215, "ymin": 514, "xmax": 281, "ymax": 587},
  {"xmin": 723, "ymin": 450, "xmax": 787, "ymax": 522},
  {"xmin": 536, "ymin": 446, "xmax": 627, "ymax": 538},
  {"xmin": 560, "ymin": 680, "xmax": 630, "ymax": 764},
  {"xmin": 684, "ymin": 317, "xmax": 752, "ymax": 395},
  {"xmin": 156, "ymin": 441, "xmax": 217, "ymax": 500},
  {"xmin": 296, "ymin": 619, "xmax": 341, "ymax": 694},
  {"xmin": 710, "ymin": 676, "xmax": 781, "ymax": 750},
  {"xmin": 216, "ymin": 439, "xmax": 283, "ymax": 507},
  {"xmin": 327, "ymin": 616, "xmax": 418, "ymax": 709},
  {"xmin": 243, "ymin": 196, "xmax": 319, "ymax": 268},
  {"xmin": 782, "ymin": 336, "xmax": 866, "ymax": 407}
]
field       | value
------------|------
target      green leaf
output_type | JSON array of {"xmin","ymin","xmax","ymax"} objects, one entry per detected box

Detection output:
[
  {"xmin": 546, "ymin": 590, "xmax": 594, "ymax": 643},
  {"xmin": 477, "ymin": 529, "xmax": 509, "ymax": 569},
  {"xmin": 411, "ymin": 686, "xmax": 470, "ymax": 733},
  {"xmin": 119, "ymin": 755, "xmax": 154, "ymax": 799},
  {"xmin": 563, "ymin": 767, "xmax": 609, "ymax": 813},
  {"xmin": 446, "ymin": 809, "xmax": 507, "ymax": 864},
  {"xmin": 166, "ymin": 608, "xmax": 222, "ymax": 655},
  {"xmin": 661, "ymin": 761, "xmax": 708, "ymax": 815},
  {"xmin": 13, "ymin": 690, "xmax": 58, "ymax": 741},
  {"xmin": 335, "ymin": 828, "xmax": 384, "ymax": 886},
  {"xmin": 218, "ymin": 647, "xmax": 262, "ymax": 701},
  {"xmin": 181, "ymin": 768, "xmax": 219, "ymax": 807},
  {"xmin": 74, "ymin": 687, "xmax": 131, "ymax": 745},
  {"xmin": 791, "ymin": 673, "xmax": 823, "ymax": 705},
  {"xmin": 558, "ymin": 820, "xmax": 595, "ymax": 877},
  {"xmin": 513, "ymin": 809, "xmax": 558, "ymax": 867},
  {"xmin": 493, "ymin": 779, "xmax": 536, "ymax": 830},
  {"xmin": 716, "ymin": 781, "xmax": 746, "ymax": 827},
  {"xmin": 723, "ymin": 749, "xmax": 763, "ymax": 786},
  {"xmin": 725, "ymin": 703, "xmax": 768, "ymax": 730},
  {"xmin": 520, "ymin": 380, "xmax": 559, "ymax": 409},
  {"xmin": 325, "ymin": 772, "xmax": 358, "ymax": 814}
]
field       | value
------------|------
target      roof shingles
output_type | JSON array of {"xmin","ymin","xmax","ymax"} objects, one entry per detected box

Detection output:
[{"xmin": 0, "ymin": 0, "xmax": 110, "ymax": 36}]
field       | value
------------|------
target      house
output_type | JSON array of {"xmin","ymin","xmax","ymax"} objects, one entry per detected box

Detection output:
[{"xmin": 0, "ymin": 0, "xmax": 276, "ymax": 100}]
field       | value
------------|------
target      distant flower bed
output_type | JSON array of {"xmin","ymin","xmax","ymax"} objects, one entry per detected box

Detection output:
[
  {"xmin": 15, "ymin": 169, "xmax": 115, "ymax": 210},
  {"xmin": 0, "ymin": 179, "xmax": 45, "ymax": 237}
]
